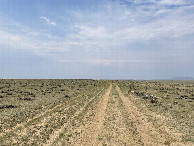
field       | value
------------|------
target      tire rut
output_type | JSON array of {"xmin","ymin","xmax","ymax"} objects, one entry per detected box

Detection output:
[
  {"xmin": 0, "ymin": 93, "xmax": 83, "ymax": 138},
  {"xmin": 0, "ymin": 88, "xmax": 104, "ymax": 145},
  {"xmin": 98, "ymin": 85, "xmax": 143, "ymax": 146},
  {"xmin": 44, "ymin": 89, "xmax": 105, "ymax": 146},
  {"xmin": 72, "ymin": 84, "xmax": 112, "ymax": 146},
  {"xmin": 116, "ymin": 85, "xmax": 193, "ymax": 146},
  {"xmin": 116, "ymin": 85, "xmax": 167, "ymax": 146}
]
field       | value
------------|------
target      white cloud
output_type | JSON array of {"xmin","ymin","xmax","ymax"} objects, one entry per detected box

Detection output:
[
  {"xmin": 67, "ymin": 11, "xmax": 194, "ymax": 52},
  {"xmin": 40, "ymin": 16, "xmax": 56, "ymax": 26},
  {"xmin": 157, "ymin": 0, "xmax": 186, "ymax": 5},
  {"xmin": 60, "ymin": 58, "xmax": 144, "ymax": 66},
  {"xmin": 1, "ymin": 0, "xmax": 194, "ymax": 67},
  {"xmin": 130, "ymin": 0, "xmax": 189, "ymax": 6},
  {"xmin": 0, "ymin": 29, "xmax": 70, "ymax": 56}
]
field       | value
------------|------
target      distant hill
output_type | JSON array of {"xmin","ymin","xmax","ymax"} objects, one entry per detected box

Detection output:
[{"xmin": 171, "ymin": 77, "xmax": 194, "ymax": 80}]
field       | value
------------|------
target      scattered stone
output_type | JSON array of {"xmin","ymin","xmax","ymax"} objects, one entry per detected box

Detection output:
[
  {"xmin": 19, "ymin": 97, "xmax": 33, "ymax": 101},
  {"xmin": 65, "ymin": 95, "xmax": 70, "ymax": 98}
]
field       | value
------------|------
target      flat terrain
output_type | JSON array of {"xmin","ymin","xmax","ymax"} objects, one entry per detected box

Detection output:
[{"xmin": 0, "ymin": 79, "xmax": 194, "ymax": 145}]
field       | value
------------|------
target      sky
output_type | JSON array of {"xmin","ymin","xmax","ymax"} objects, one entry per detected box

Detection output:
[{"xmin": 0, "ymin": 0, "xmax": 194, "ymax": 79}]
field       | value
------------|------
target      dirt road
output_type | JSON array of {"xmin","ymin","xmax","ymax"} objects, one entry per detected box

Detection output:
[
  {"xmin": 0, "ymin": 83, "xmax": 191, "ymax": 146},
  {"xmin": 69, "ymin": 84, "xmax": 190, "ymax": 146}
]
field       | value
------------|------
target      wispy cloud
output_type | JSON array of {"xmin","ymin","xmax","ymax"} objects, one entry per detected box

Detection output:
[
  {"xmin": 129, "ymin": 0, "xmax": 191, "ymax": 6},
  {"xmin": 0, "ymin": 29, "xmax": 69, "ymax": 56},
  {"xmin": 0, "ymin": 0, "xmax": 194, "ymax": 78},
  {"xmin": 60, "ymin": 58, "xmax": 144, "ymax": 66},
  {"xmin": 40, "ymin": 16, "xmax": 56, "ymax": 26},
  {"xmin": 1, "ymin": 0, "xmax": 194, "ymax": 68}
]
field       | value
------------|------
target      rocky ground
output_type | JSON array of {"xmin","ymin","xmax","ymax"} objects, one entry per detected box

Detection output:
[{"xmin": 0, "ymin": 80, "xmax": 193, "ymax": 145}]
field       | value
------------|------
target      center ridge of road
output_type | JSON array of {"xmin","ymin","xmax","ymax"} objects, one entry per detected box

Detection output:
[{"xmin": 1, "ymin": 83, "xmax": 191, "ymax": 146}]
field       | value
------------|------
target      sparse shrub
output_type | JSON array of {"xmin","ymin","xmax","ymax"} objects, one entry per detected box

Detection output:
[{"xmin": 0, "ymin": 105, "xmax": 17, "ymax": 109}]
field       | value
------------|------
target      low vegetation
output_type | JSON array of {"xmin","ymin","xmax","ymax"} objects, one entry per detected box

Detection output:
[
  {"xmin": 116, "ymin": 80, "xmax": 194, "ymax": 143},
  {"xmin": 0, "ymin": 79, "xmax": 193, "ymax": 145}
]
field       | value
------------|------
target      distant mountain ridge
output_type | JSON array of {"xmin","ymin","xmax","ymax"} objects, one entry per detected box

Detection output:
[{"xmin": 171, "ymin": 77, "xmax": 194, "ymax": 80}]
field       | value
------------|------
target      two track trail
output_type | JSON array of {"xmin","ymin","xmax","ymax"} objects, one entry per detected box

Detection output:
[
  {"xmin": 116, "ymin": 85, "xmax": 166, "ymax": 145},
  {"xmin": 1, "ymin": 83, "xmax": 191, "ymax": 146},
  {"xmin": 71, "ymin": 84, "xmax": 188, "ymax": 146},
  {"xmin": 71, "ymin": 84, "xmax": 112, "ymax": 146},
  {"xmin": 115, "ymin": 85, "xmax": 192, "ymax": 146},
  {"xmin": 98, "ymin": 85, "xmax": 143, "ymax": 146}
]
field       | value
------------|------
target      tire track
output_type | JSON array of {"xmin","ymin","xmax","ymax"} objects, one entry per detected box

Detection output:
[
  {"xmin": 98, "ymin": 85, "xmax": 143, "ymax": 146},
  {"xmin": 117, "ymin": 86, "xmax": 193, "ymax": 146},
  {"xmin": 0, "ymin": 93, "xmax": 83, "ymax": 138},
  {"xmin": 44, "ymin": 88, "xmax": 106, "ymax": 146},
  {"xmin": 116, "ymin": 85, "xmax": 167, "ymax": 146},
  {"xmin": 0, "ymin": 88, "xmax": 102, "ymax": 145},
  {"xmin": 73, "ymin": 84, "xmax": 112, "ymax": 146}
]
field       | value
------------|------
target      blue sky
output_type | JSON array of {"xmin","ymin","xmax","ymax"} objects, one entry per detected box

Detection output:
[{"xmin": 0, "ymin": 0, "xmax": 194, "ymax": 79}]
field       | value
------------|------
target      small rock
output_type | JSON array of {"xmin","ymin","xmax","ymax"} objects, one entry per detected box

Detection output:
[{"xmin": 65, "ymin": 95, "xmax": 70, "ymax": 98}]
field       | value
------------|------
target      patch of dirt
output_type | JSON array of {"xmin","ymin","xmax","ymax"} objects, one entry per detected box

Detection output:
[
  {"xmin": 98, "ymin": 85, "xmax": 143, "ymax": 145},
  {"xmin": 116, "ymin": 85, "xmax": 192, "ymax": 146},
  {"xmin": 72, "ymin": 84, "xmax": 112, "ymax": 146},
  {"xmin": 0, "ymin": 93, "xmax": 83, "ymax": 138},
  {"xmin": 2, "ymin": 80, "xmax": 192, "ymax": 146},
  {"xmin": 44, "ymin": 90, "xmax": 104, "ymax": 146}
]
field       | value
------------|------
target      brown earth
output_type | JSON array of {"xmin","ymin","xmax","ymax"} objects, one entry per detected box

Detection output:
[{"xmin": 0, "ymin": 83, "xmax": 192, "ymax": 146}]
